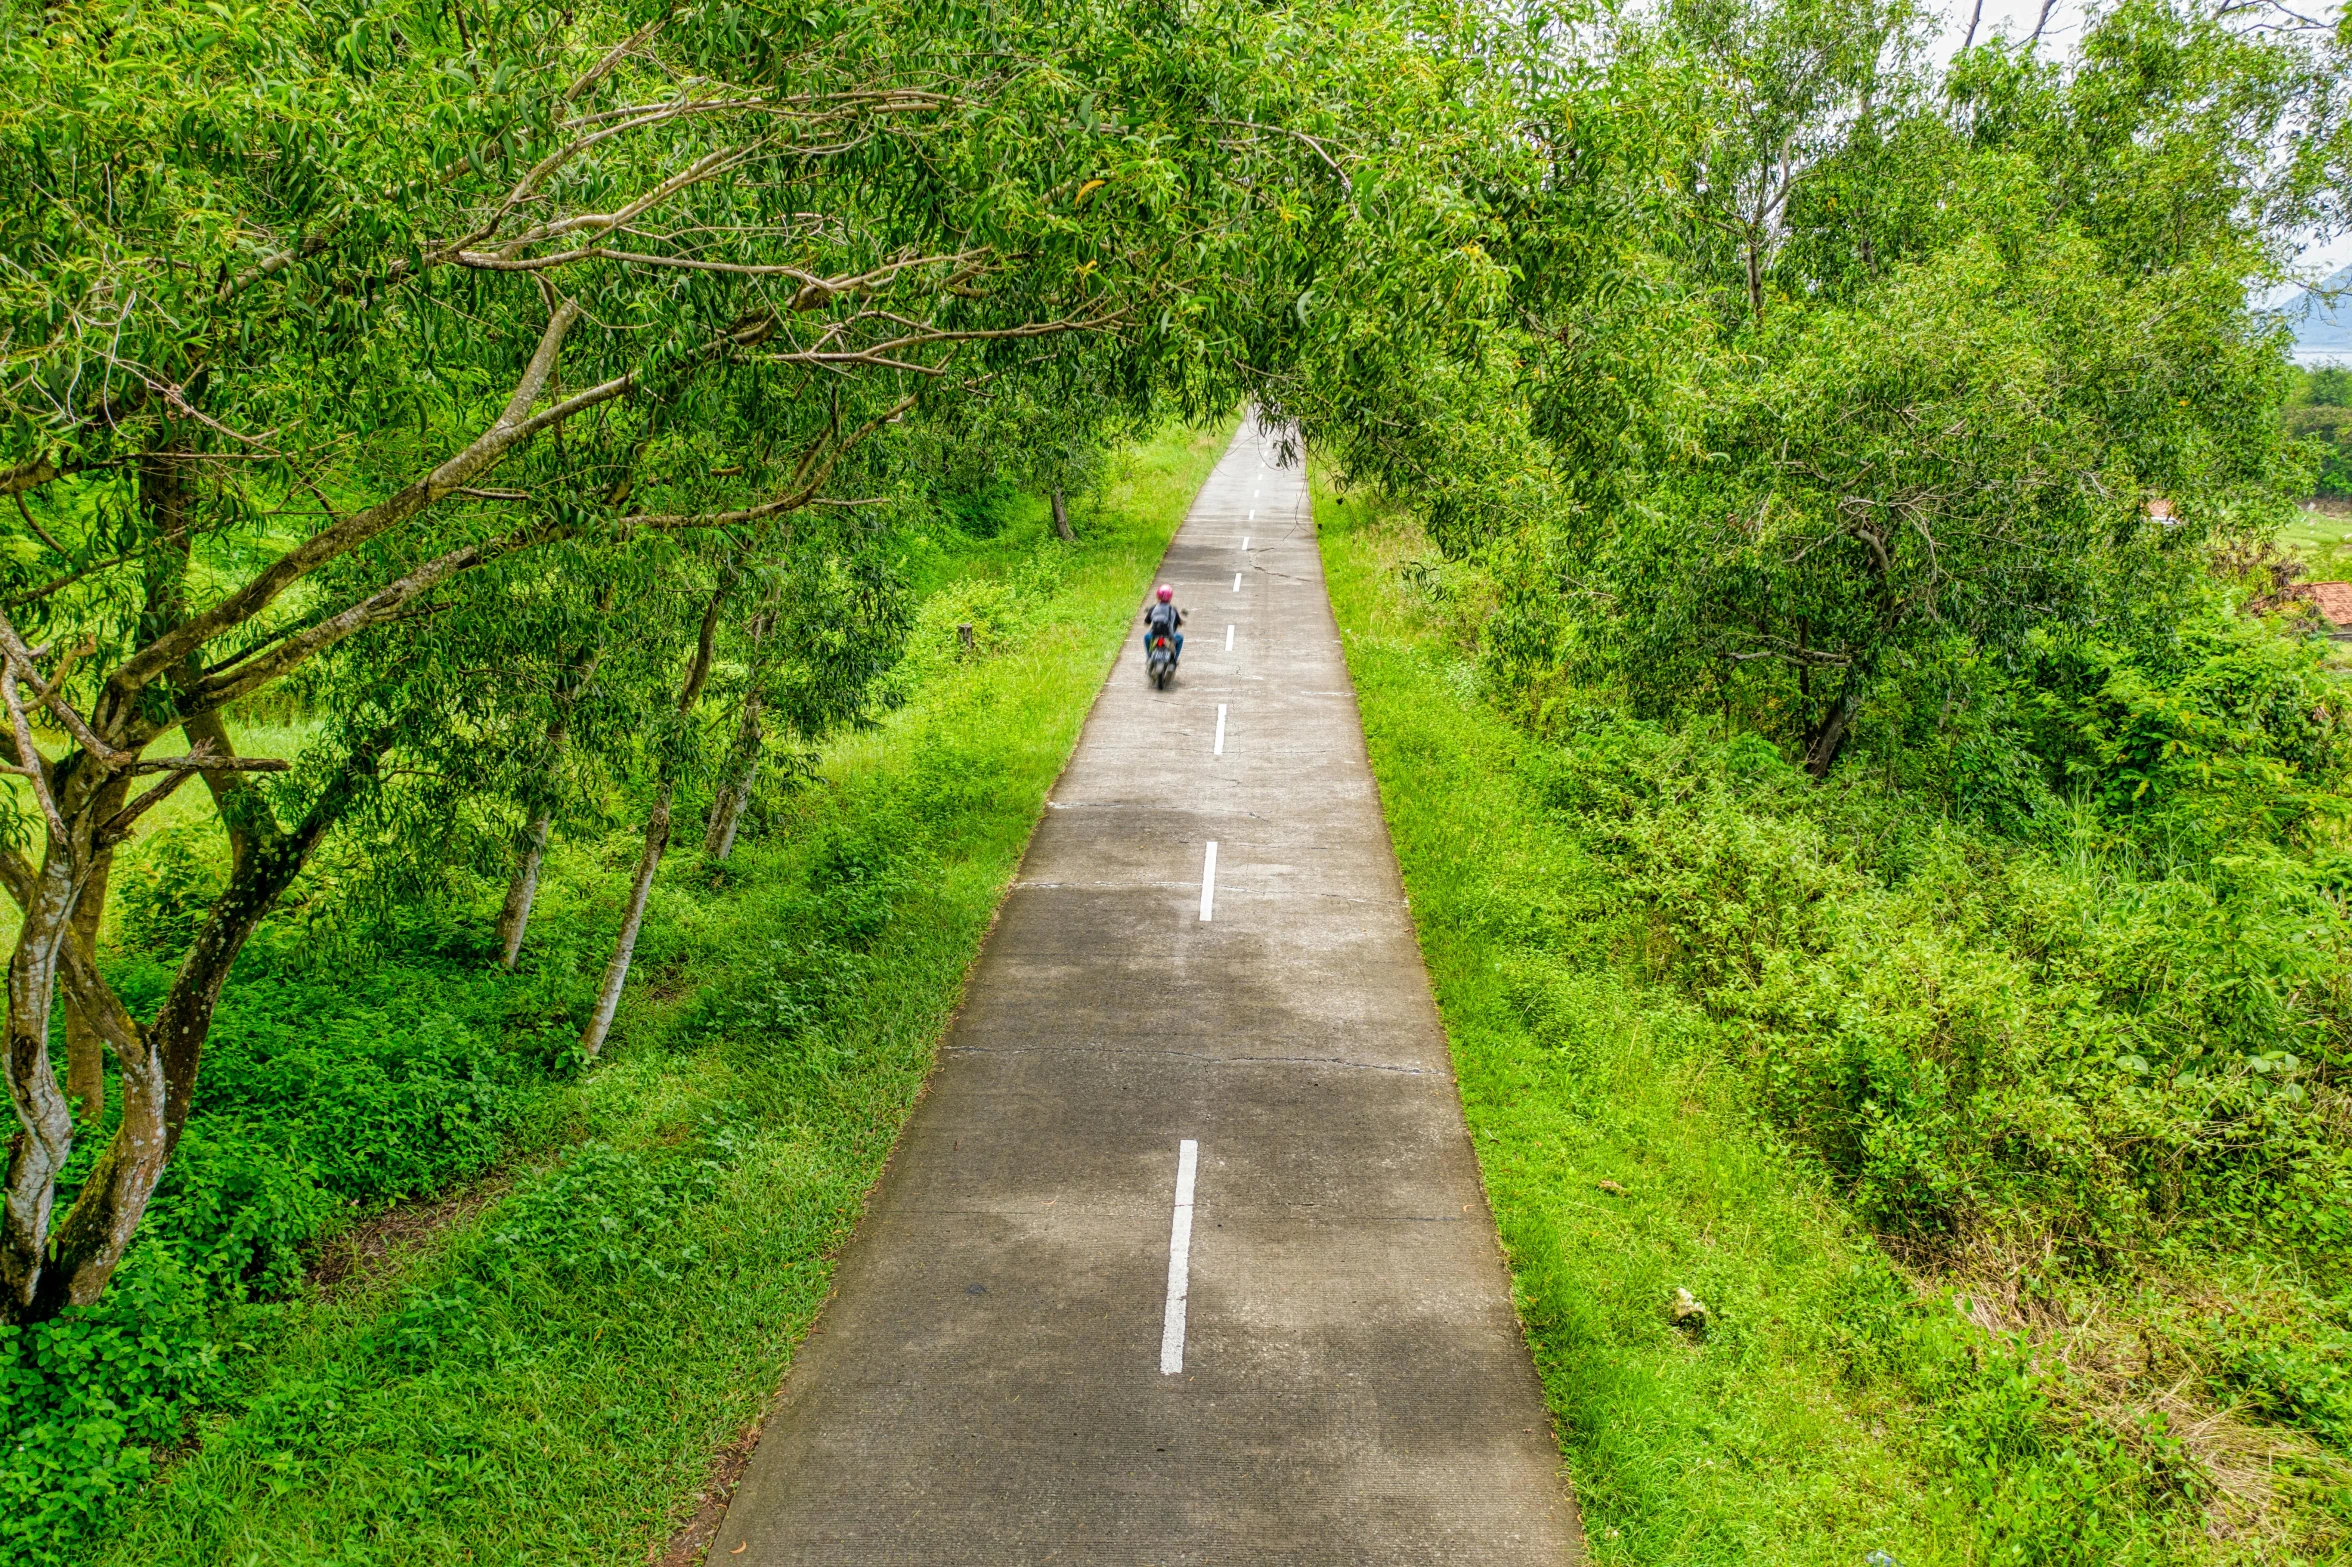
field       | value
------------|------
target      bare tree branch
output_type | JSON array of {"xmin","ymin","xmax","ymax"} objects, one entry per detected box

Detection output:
[
  {"xmin": 561, "ymin": 8, "xmax": 675, "ymax": 106},
  {"xmin": 103, "ymin": 298, "xmax": 594, "ymax": 712}
]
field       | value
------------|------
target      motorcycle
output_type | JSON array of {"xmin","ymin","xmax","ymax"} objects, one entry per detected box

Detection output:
[{"xmin": 1146, "ymin": 630, "xmax": 1177, "ymax": 689}]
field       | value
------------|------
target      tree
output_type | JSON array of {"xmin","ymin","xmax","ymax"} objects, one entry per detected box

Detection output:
[
  {"xmin": 0, "ymin": 0, "xmax": 1444, "ymax": 1320},
  {"xmin": 1403, "ymin": 0, "xmax": 2341, "ymax": 777},
  {"xmin": 702, "ymin": 533, "xmax": 908, "ymax": 864},
  {"xmin": 1671, "ymin": 0, "xmax": 1923, "ymax": 322},
  {"xmin": 1602, "ymin": 231, "xmax": 2304, "ymax": 774},
  {"xmin": 579, "ymin": 552, "xmax": 737, "ymax": 1058}
]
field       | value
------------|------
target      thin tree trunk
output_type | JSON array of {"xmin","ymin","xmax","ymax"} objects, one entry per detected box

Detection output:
[
  {"xmin": 703, "ymin": 691, "xmax": 764, "ymax": 862},
  {"xmin": 495, "ymin": 812, "xmax": 553, "ymax": 969},
  {"xmin": 495, "ymin": 643, "xmax": 601, "ymax": 969},
  {"xmin": 705, "ymin": 768, "xmax": 756, "ymax": 862},
  {"xmin": 579, "ymin": 785, "xmax": 672, "ymax": 1058},
  {"xmin": 578, "ymin": 575, "xmax": 732, "ymax": 1059},
  {"xmin": 1050, "ymin": 486, "xmax": 1074, "ymax": 542},
  {"xmin": 62, "ymin": 849, "xmax": 112, "ymax": 1125}
]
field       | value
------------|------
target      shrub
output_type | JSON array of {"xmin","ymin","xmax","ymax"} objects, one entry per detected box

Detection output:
[
  {"xmin": 1518, "ymin": 705, "xmax": 2351, "ymax": 1271},
  {"xmin": 936, "ymin": 480, "xmax": 1020, "ymax": 539},
  {"xmin": 140, "ymin": 1127, "xmax": 338, "ymax": 1300},
  {"xmin": 1934, "ymin": 1337, "xmax": 2184, "ymax": 1566},
  {"xmin": 2210, "ymin": 1313, "xmax": 2352, "ymax": 1453},
  {"xmin": 2285, "ymin": 404, "xmax": 2352, "ymax": 497},
  {"xmin": 182, "ymin": 978, "xmax": 533, "ymax": 1213},
  {"xmin": 0, "ymin": 1253, "xmax": 220, "ymax": 1566},
  {"xmin": 2013, "ymin": 618, "xmax": 2345, "ymax": 841}
]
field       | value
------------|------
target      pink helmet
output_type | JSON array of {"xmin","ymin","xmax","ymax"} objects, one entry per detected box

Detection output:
[{"xmin": 1156, "ymin": 584, "xmax": 1174, "ymax": 602}]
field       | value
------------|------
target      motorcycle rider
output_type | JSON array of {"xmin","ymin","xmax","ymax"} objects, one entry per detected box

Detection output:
[{"xmin": 1143, "ymin": 583, "xmax": 1185, "ymax": 665}]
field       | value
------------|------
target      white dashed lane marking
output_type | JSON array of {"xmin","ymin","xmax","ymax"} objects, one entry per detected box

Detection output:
[{"xmin": 1160, "ymin": 1139, "xmax": 1199, "ymax": 1375}]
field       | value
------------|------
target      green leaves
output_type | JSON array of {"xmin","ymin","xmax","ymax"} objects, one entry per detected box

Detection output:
[{"xmin": 1450, "ymin": 1, "xmax": 2329, "ymax": 774}]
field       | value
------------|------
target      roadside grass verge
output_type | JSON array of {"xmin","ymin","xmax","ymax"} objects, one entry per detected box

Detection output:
[
  {"xmin": 1319, "ymin": 481, "xmax": 1971, "ymax": 1567},
  {"xmin": 1318, "ymin": 479, "xmax": 2351, "ymax": 1566},
  {"xmin": 60, "ymin": 418, "xmax": 1230, "ymax": 1566}
]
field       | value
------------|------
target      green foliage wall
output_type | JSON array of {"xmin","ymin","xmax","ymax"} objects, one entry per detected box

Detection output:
[{"xmin": 2288, "ymin": 367, "xmax": 2352, "ymax": 497}]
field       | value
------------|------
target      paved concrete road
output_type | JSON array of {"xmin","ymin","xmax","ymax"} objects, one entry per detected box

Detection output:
[{"xmin": 714, "ymin": 419, "xmax": 1584, "ymax": 1565}]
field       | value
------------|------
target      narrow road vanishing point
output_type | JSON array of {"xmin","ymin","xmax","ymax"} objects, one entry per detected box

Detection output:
[{"xmin": 715, "ymin": 418, "xmax": 1585, "ymax": 1563}]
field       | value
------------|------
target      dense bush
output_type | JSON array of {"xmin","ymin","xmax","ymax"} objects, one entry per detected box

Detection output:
[
  {"xmin": 936, "ymin": 481, "xmax": 1023, "ymax": 540},
  {"xmin": 2288, "ymin": 406, "xmax": 2352, "ymax": 498},
  {"xmin": 1335, "ymin": 487, "xmax": 2352, "ymax": 1557},
  {"xmin": 2288, "ymin": 367, "xmax": 2352, "ymax": 498},
  {"xmin": 1519, "ymin": 678, "xmax": 2350, "ymax": 1265}
]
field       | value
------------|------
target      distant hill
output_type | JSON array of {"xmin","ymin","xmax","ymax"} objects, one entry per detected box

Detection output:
[{"xmin": 2286, "ymin": 263, "xmax": 2352, "ymax": 362}]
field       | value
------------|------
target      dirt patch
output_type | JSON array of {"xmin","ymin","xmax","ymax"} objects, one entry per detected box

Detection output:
[
  {"xmin": 646, "ymin": 960, "xmax": 695, "ymax": 1001},
  {"xmin": 649, "ymin": 1418, "xmax": 765, "ymax": 1567},
  {"xmin": 1922, "ymin": 1240, "xmax": 2352, "ymax": 1552},
  {"xmin": 307, "ymin": 1174, "xmax": 512, "ymax": 1301}
]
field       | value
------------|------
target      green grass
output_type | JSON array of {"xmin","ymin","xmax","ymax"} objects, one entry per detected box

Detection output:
[
  {"xmin": 81, "ymin": 417, "xmax": 1233, "ymax": 1566},
  {"xmin": 1317, "ymin": 479, "xmax": 1975, "ymax": 1567},
  {"xmin": 1317, "ymin": 479, "xmax": 2352, "ymax": 1567},
  {"xmin": 2279, "ymin": 505, "xmax": 2352, "ymax": 564}
]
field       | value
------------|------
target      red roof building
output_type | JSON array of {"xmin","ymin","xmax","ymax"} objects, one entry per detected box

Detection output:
[{"xmin": 2289, "ymin": 582, "xmax": 2352, "ymax": 639}]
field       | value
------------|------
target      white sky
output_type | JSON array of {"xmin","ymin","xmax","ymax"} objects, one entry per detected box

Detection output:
[{"xmin": 1922, "ymin": 0, "xmax": 2352, "ymax": 298}]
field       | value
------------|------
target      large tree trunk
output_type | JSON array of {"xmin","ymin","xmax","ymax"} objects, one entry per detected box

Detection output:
[
  {"xmin": 6, "ymin": 720, "xmax": 379, "ymax": 1323},
  {"xmin": 1050, "ymin": 486, "xmax": 1074, "ymax": 542},
  {"xmin": 34, "ymin": 814, "xmax": 323, "ymax": 1318},
  {"xmin": 1803, "ymin": 683, "xmax": 1861, "ymax": 779},
  {"xmin": 62, "ymin": 850, "xmax": 112, "ymax": 1125},
  {"xmin": 702, "ymin": 692, "xmax": 764, "ymax": 862},
  {"xmin": 38, "ymin": 939, "xmax": 156, "ymax": 1315}
]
